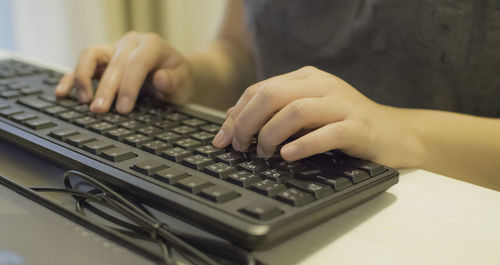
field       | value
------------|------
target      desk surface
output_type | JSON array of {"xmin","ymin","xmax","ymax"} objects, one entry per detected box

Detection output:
[{"xmin": 1, "ymin": 49, "xmax": 500, "ymax": 265}]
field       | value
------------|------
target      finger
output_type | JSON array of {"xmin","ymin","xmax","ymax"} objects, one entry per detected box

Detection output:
[
  {"xmin": 90, "ymin": 41, "xmax": 138, "ymax": 113},
  {"xmin": 73, "ymin": 45, "xmax": 114, "ymax": 103},
  {"xmin": 280, "ymin": 119, "xmax": 368, "ymax": 161},
  {"xmin": 226, "ymin": 106, "xmax": 235, "ymax": 117},
  {"xmin": 232, "ymin": 78, "xmax": 332, "ymax": 151},
  {"xmin": 213, "ymin": 67, "xmax": 314, "ymax": 148},
  {"xmin": 115, "ymin": 37, "xmax": 164, "ymax": 114},
  {"xmin": 256, "ymin": 98, "xmax": 347, "ymax": 157},
  {"xmin": 152, "ymin": 65, "xmax": 192, "ymax": 104},
  {"xmin": 55, "ymin": 73, "xmax": 75, "ymax": 97}
]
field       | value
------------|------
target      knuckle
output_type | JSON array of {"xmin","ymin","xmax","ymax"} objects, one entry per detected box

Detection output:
[
  {"xmin": 124, "ymin": 30, "xmax": 139, "ymax": 38},
  {"xmin": 300, "ymin": 65, "xmax": 318, "ymax": 72},
  {"xmin": 257, "ymin": 86, "xmax": 279, "ymax": 104},
  {"xmin": 245, "ymin": 84, "xmax": 260, "ymax": 99},
  {"xmin": 143, "ymin": 32, "xmax": 161, "ymax": 41},
  {"xmin": 287, "ymin": 100, "xmax": 309, "ymax": 118}
]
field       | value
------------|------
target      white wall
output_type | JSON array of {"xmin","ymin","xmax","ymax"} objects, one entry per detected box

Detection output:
[{"xmin": 8, "ymin": 0, "xmax": 226, "ymax": 69}]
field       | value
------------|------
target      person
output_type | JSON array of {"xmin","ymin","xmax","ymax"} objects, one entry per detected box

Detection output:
[{"xmin": 55, "ymin": 0, "xmax": 500, "ymax": 191}]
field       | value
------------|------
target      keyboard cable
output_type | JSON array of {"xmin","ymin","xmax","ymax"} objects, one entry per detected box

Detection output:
[{"xmin": 29, "ymin": 170, "xmax": 256, "ymax": 265}]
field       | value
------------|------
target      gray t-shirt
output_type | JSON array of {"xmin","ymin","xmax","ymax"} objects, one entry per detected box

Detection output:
[{"xmin": 244, "ymin": 0, "xmax": 500, "ymax": 117}]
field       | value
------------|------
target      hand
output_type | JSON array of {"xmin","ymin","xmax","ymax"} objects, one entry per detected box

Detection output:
[
  {"xmin": 212, "ymin": 66, "xmax": 412, "ymax": 168},
  {"xmin": 55, "ymin": 31, "xmax": 194, "ymax": 114}
]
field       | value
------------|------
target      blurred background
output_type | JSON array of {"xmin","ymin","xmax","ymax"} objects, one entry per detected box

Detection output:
[{"xmin": 0, "ymin": 0, "xmax": 226, "ymax": 68}]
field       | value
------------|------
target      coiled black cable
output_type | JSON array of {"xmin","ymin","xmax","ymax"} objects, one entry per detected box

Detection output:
[{"xmin": 30, "ymin": 170, "xmax": 256, "ymax": 265}]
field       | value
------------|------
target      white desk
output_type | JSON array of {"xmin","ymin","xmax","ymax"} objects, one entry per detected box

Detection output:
[{"xmin": 1, "ymin": 50, "xmax": 500, "ymax": 265}]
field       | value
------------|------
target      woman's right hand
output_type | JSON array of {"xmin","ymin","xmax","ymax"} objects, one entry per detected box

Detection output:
[{"xmin": 55, "ymin": 31, "xmax": 195, "ymax": 114}]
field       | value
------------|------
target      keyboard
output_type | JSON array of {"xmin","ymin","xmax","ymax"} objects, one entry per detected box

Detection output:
[{"xmin": 0, "ymin": 59, "xmax": 398, "ymax": 249}]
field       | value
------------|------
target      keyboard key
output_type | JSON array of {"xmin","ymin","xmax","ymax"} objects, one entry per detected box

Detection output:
[
  {"xmin": 0, "ymin": 102, "xmax": 9, "ymax": 109},
  {"xmin": 101, "ymin": 147, "xmax": 137, "ymax": 162},
  {"xmin": 20, "ymin": 87, "xmax": 42, "ymax": 95},
  {"xmin": 200, "ymin": 124, "xmax": 221, "ymax": 133},
  {"xmin": 119, "ymin": 120, "xmax": 145, "ymax": 130},
  {"xmin": 82, "ymin": 140, "xmax": 114, "ymax": 155},
  {"xmin": 49, "ymin": 128, "xmax": 78, "ymax": 140},
  {"xmin": 182, "ymin": 155, "xmax": 215, "ymax": 170},
  {"xmin": 215, "ymin": 152, "xmax": 244, "ymax": 166},
  {"xmin": 171, "ymin": 125, "xmax": 196, "ymax": 136},
  {"xmin": 152, "ymin": 119, "xmax": 177, "ymax": 129},
  {"xmin": 226, "ymin": 171, "xmax": 261, "ymax": 188},
  {"xmin": 161, "ymin": 147, "xmax": 192, "ymax": 162},
  {"xmin": 276, "ymin": 188, "xmax": 315, "ymax": 207},
  {"xmin": 250, "ymin": 179, "xmax": 286, "ymax": 197},
  {"xmin": 286, "ymin": 179, "xmax": 334, "ymax": 199},
  {"xmin": 193, "ymin": 145, "xmax": 224, "ymax": 158},
  {"xmin": 175, "ymin": 176, "xmax": 212, "ymax": 193},
  {"xmin": 273, "ymin": 161, "xmax": 306, "ymax": 175},
  {"xmin": 74, "ymin": 116, "xmax": 98, "ymax": 128},
  {"xmin": 38, "ymin": 94, "xmax": 57, "ymax": 103},
  {"xmin": 189, "ymin": 131, "xmax": 215, "ymax": 143},
  {"xmin": 44, "ymin": 105, "xmax": 68, "ymax": 115},
  {"xmin": 141, "ymin": 140, "xmax": 171, "ymax": 155},
  {"xmin": 131, "ymin": 159, "xmax": 168, "ymax": 176},
  {"xmin": 204, "ymin": 162, "xmax": 237, "ymax": 179},
  {"xmin": 336, "ymin": 166, "xmax": 371, "ymax": 183},
  {"xmin": 17, "ymin": 97, "xmax": 53, "ymax": 110},
  {"xmin": 89, "ymin": 121, "xmax": 116, "ymax": 134},
  {"xmin": 165, "ymin": 112, "xmax": 189, "ymax": 122},
  {"xmin": 58, "ymin": 111, "xmax": 84, "ymax": 121},
  {"xmin": 57, "ymin": 98, "xmax": 78, "ymax": 107},
  {"xmin": 199, "ymin": 185, "xmax": 239, "ymax": 203},
  {"xmin": 296, "ymin": 169, "xmax": 353, "ymax": 191},
  {"xmin": 136, "ymin": 125, "xmax": 162, "ymax": 137},
  {"xmin": 105, "ymin": 127, "xmax": 133, "ymax": 141},
  {"xmin": 155, "ymin": 131, "xmax": 183, "ymax": 143},
  {"xmin": 7, "ymin": 83, "xmax": 28, "ymax": 90},
  {"xmin": 0, "ymin": 90, "xmax": 22, "ymax": 99},
  {"xmin": 73, "ymin": 104, "xmax": 90, "ymax": 113},
  {"xmin": 238, "ymin": 160, "xmax": 268, "ymax": 174},
  {"xmin": 261, "ymin": 169, "xmax": 292, "ymax": 184},
  {"xmin": 182, "ymin": 118, "xmax": 206, "ymax": 127},
  {"xmin": 153, "ymin": 168, "xmax": 189, "ymax": 184},
  {"xmin": 239, "ymin": 201, "xmax": 283, "ymax": 221},
  {"xmin": 102, "ymin": 113, "xmax": 127, "ymax": 124},
  {"xmin": 25, "ymin": 118, "xmax": 56, "ymax": 130},
  {"xmin": 312, "ymin": 175, "xmax": 353, "ymax": 191},
  {"xmin": 0, "ymin": 108, "xmax": 23, "ymax": 117},
  {"xmin": 341, "ymin": 158, "xmax": 386, "ymax": 177},
  {"xmin": 123, "ymin": 134, "xmax": 151, "ymax": 147},
  {"xmin": 11, "ymin": 113, "xmax": 37, "ymax": 123},
  {"xmin": 134, "ymin": 114, "xmax": 156, "ymax": 123},
  {"xmin": 66, "ymin": 134, "xmax": 97, "ymax": 148},
  {"xmin": 174, "ymin": 138, "xmax": 203, "ymax": 150}
]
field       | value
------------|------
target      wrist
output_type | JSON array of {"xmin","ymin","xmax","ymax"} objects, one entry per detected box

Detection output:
[{"xmin": 371, "ymin": 105, "xmax": 426, "ymax": 169}]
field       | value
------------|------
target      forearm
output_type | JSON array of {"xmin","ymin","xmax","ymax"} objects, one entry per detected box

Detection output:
[
  {"xmin": 391, "ymin": 107, "xmax": 500, "ymax": 190},
  {"xmin": 186, "ymin": 39, "xmax": 255, "ymax": 110}
]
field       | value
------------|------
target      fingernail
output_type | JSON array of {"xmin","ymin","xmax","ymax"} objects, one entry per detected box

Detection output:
[
  {"xmin": 117, "ymin": 96, "xmax": 130, "ymax": 113},
  {"xmin": 213, "ymin": 129, "xmax": 225, "ymax": 147},
  {"xmin": 281, "ymin": 144, "xmax": 298, "ymax": 160},
  {"xmin": 91, "ymin": 97, "xmax": 104, "ymax": 109}
]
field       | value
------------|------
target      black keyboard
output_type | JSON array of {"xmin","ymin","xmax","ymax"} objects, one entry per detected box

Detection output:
[{"xmin": 0, "ymin": 59, "xmax": 398, "ymax": 249}]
